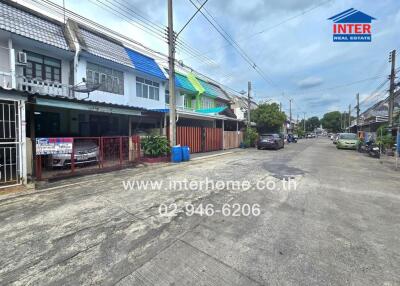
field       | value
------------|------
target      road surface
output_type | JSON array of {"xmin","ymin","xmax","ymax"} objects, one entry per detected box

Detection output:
[{"xmin": 0, "ymin": 138, "xmax": 399, "ymax": 285}]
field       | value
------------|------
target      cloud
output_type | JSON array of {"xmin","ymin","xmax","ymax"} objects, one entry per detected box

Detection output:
[{"xmin": 297, "ymin": 76, "xmax": 324, "ymax": 89}]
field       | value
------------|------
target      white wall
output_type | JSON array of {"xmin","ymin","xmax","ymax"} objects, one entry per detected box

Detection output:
[{"xmin": 77, "ymin": 57, "xmax": 167, "ymax": 110}]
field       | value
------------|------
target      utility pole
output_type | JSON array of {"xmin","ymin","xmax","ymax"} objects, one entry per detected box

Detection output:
[
  {"xmin": 279, "ymin": 102, "xmax": 282, "ymax": 112},
  {"xmin": 356, "ymin": 93, "xmax": 360, "ymax": 132},
  {"xmin": 247, "ymin": 81, "xmax": 252, "ymax": 128},
  {"xmin": 389, "ymin": 50, "xmax": 396, "ymax": 127},
  {"xmin": 289, "ymin": 99, "xmax": 292, "ymax": 134},
  {"xmin": 348, "ymin": 104, "xmax": 351, "ymax": 130},
  {"xmin": 340, "ymin": 112, "xmax": 343, "ymax": 131},
  {"xmin": 303, "ymin": 112, "xmax": 306, "ymax": 132},
  {"xmin": 168, "ymin": 0, "xmax": 176, "ymax": 146}
]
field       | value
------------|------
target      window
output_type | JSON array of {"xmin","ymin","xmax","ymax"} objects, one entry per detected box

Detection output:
[
  {"xmin": 86, "ymin": 62, "xmax": 124, "ymax": 95},
  {"xmin": 201, "ymin": 97, "xmax": 215, "ymax": 109},
  {"xmin": 23, "ymin": 51, "xmax": 61, "ymax": 82},
  {"xmin": 136, "ymin": 77, "xmax": 160, "ymax": 101},
  {"xmin": 184, "ymin": 95, "xmax": 192, "ymax": 109},
  {"xmin": 165, "ymin": 90, "xmax": 169, "ymax": 104}
]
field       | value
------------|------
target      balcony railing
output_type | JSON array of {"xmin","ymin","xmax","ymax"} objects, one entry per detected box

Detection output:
[
  {"xmin": 0, "ymin": 71, "xmax": 13, "ymax": 90},
  {"xmin": 0, "ymin": 46, "xmax": 13, "ymax": 90},
  {"xmin": 16, "ymin": 76, "xmax": 73, "ymax": 98}
]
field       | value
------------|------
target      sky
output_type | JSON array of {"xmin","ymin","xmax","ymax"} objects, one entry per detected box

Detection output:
[{"xmin": 34, "ymin": 0, "xmax": 400, "ymax": 118}]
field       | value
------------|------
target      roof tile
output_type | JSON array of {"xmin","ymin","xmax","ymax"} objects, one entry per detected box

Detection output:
[
  {"xmin": 0, "ymin": 1, "xmax": 69, "ymax": 50},
  {"xmin": 79, "ymin": 28, "xmax": 133, "ymax": 67}
]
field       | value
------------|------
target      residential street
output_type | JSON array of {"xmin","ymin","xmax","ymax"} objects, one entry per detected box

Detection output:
[{"xmin": 0, "ymin": 138, "xmax": 399, "ymax": 285}]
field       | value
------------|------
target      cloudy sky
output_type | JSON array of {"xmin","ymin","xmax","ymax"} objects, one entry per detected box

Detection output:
[{"xmin": 39, "ymin": 0, "xmax": 400, "ymax": 118}]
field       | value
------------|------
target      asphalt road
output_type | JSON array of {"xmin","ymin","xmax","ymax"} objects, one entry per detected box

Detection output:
[{"xmin": 0, "ymin": 138, "xmax": 399, "ymax": 285}]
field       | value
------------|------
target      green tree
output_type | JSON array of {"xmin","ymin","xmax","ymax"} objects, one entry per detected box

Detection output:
[
  {"xmin": 243, "ymin": 127, "xmax": 258, "ymax": 147},
  {"xmin": 251, "ymin": 103, "xmax": 286, "ymax": 133},
  {"xmin": 321, "ymin": 111, "xmax": 342, "ymax": 132},
  {"xmin": 306, "ymin": 116, "xmax": 320, "ymax": 132}
]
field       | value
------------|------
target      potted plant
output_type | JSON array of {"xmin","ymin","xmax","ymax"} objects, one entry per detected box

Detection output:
[{"xmin": 141, "ymin": 135, "xmax": 170, "ymax": 163}]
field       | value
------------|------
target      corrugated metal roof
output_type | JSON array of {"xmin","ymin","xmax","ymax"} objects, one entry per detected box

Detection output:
[
  {"xmin": 175, "ymin": 73, "xmax": 197, "ymax": 93},
  {"xmin": 0, "ymin": 1, "xmax": 69, "ymax": 50},
  {"xmin": 125, "ymin": 48, "xmax": 166, "ymax": 80},
  {"xmin": 79, "ymin": 28, "xmax": 133, "ymax": 67},
  {"xmin": 187, "ymin": 73, "xmax": 205, "ymax": 94},
  {"xmin": 197, "ymin": 78, "xmax": 219, "ymax": 98}
]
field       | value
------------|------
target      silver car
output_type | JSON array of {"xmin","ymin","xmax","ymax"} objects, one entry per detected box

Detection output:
[{"xmin": 50, "ymin": 141, "xmax": 99, "ymax": 167}]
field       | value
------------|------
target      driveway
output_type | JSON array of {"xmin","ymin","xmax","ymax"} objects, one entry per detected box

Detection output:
[{"xmin": 0, "ymin": 139, "xmax": 399, "ymax": 285}]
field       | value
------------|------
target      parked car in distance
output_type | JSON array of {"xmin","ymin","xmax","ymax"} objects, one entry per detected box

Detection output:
[
  {"xmin": 50, "ymin": 141, "xmax": 100, "ymax": 168},
  {"xmin": 257, "ymin": 134, "xmax": 284, "ymax": 150},
  {"xmin": 336, "ymin": 133, "xmax": 358, "ymax": 150},
  {"xmin": 306, "ymin": 133, "xmax": 312, "ymax": 139}
]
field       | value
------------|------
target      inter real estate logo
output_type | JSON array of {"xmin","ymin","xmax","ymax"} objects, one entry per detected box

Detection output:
[{"xmin": 328, "ymin": 8, "xmax": 376, "ymax": 42}]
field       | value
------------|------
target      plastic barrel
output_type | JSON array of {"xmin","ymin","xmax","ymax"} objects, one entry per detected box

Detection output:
[
  {"xmin": 182, "ymin": 146, "xmax": 190, "ymax": 161},
  {"xmin": 171, "ymin": 146, "xmax": 182, "ymax": 163}
]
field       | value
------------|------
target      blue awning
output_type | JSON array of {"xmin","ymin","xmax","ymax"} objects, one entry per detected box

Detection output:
[{"xmin": 125, "ymin": 48, "xmax": 167, "ymax": 80}]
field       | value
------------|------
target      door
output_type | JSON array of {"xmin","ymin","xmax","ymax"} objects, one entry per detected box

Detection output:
[{"xmin": 0, "ymin": 100, "xmax": 21, "ymax": 187}]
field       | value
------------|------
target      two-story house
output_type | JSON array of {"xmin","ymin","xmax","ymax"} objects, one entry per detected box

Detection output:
[{"xmin": 0, "ymin": 0, "xmax": 247, "ymax": 187}]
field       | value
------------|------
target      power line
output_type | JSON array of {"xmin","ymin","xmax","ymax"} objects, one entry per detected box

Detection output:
[
  {"xmin": 34, "ymin": 0, "xmax": 168, "ymax": 61},
  {"xmin": 181, "ymin": 0, "xmax": 332, "ymax": 61},
  {"xmin": 188, "ymin": 0, "xmax": 278, "ymax": 87},
  {"xmin": 286, "ymin": 74, "xmax": 389, "ymax": 97}
]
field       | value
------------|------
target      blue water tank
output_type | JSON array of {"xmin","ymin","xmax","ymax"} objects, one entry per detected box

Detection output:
[
  {"xmin": 171, "ymin": 146, "xmax": 182, "ymax": 163},
  {"xmin": 182, "ymin": 146, "xmax": 190, "ymax": 161}
]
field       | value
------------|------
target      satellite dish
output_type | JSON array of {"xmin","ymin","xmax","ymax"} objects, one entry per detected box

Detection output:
[
  {"xmin": 71, "ymin": 78, "xmax": 101, "ymax": 98},
  {"xmin": 71, "ymin": 82, "xmax": 101, "ymax": 93}
]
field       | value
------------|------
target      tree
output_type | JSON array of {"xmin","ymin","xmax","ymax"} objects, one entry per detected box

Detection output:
[
  {"xmin": 321, "ymin": 111, "xmax": 341, "ymax": 132},
  {"xmin": 306, "ymin": 116, "xmax": 320, "ymax": 132},
  {"xmin": 251, "ymin": 103, "xmax": 286, "ymax": 133}
]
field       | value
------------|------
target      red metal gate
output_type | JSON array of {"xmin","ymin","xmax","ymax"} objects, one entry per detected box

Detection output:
[
  {"xmin": 177, "ymin": 126, "xmax": 202, "ymax": 153},
  {"xmin": 204, "ymin": 127, "xmax": 222, "ymax": 152},
  {"xmin": 169, "ymin": 126, "xmax": 222, "ymax": 153},
  {"xmin": 36, "ymin": 136, "xmax": 141, "ymax": 180}
]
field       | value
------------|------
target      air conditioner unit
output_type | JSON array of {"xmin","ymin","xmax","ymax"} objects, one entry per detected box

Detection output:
[{"xmin": 17, "ymin": 52, "xmax": 27, "ymax": 65}]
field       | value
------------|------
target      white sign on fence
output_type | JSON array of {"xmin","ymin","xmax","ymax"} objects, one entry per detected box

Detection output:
[{"xmin": 36, "ymin": 138, "xmax": 73, "ymax": 155}]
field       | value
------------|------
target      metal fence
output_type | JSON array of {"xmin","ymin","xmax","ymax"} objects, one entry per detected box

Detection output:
[
  {"xmin": 169, "ymin": 126, "xmax": 223, "ymax": 153},
  {"xmin": 223, "ymin": 131, "xmax": 244, "ymax": 150},
  {"xmin": 36, "ymin": 136, "xmax": 140, "ymax": 181},
  {"xmin": 0, "ymin": 100, "xmax": 21, "ymax": 188}
]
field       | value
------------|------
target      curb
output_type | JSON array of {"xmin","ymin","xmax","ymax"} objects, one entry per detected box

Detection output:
[{"xmin": 191, "ymin": 151, "xmax": 235, "ymax": 161}]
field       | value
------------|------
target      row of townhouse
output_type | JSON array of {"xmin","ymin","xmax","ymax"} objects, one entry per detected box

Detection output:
[
  {"xmin": 349, "ymin": 90, "xmax": 400, "ymax": 133},
  {"xmin": 0, "ymin": 0, "xmax": 256, "ymax": 187}
]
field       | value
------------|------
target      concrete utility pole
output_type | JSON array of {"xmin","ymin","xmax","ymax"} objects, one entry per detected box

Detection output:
[
  {"xmin": 289, "ymin": 99, "xmax": 292, "ymax": 134},
  {"xmin": 388, "ymin": 50, "xmax": 396, "ymax": 127},
  {"xmin": 340, "ymin": 112, "xmax": 342, "ymax": 131},
  {"xmin": 247, "ymin": 81, "xmax": 252, "ymax": 128},
  {"xmin": 168, "ymin": 0, "xmax": 176, "ymax": 146},
  {"xmin": 356, "ymin": 93, "xmax": 360, "ymax": 132},
  {"xmin": 348, "ymin": 104, "xmax": 351, "ymax": 130},
  {"xmin": 303, "ymin": 112, "xmax": 306, "ymax": 132}
]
